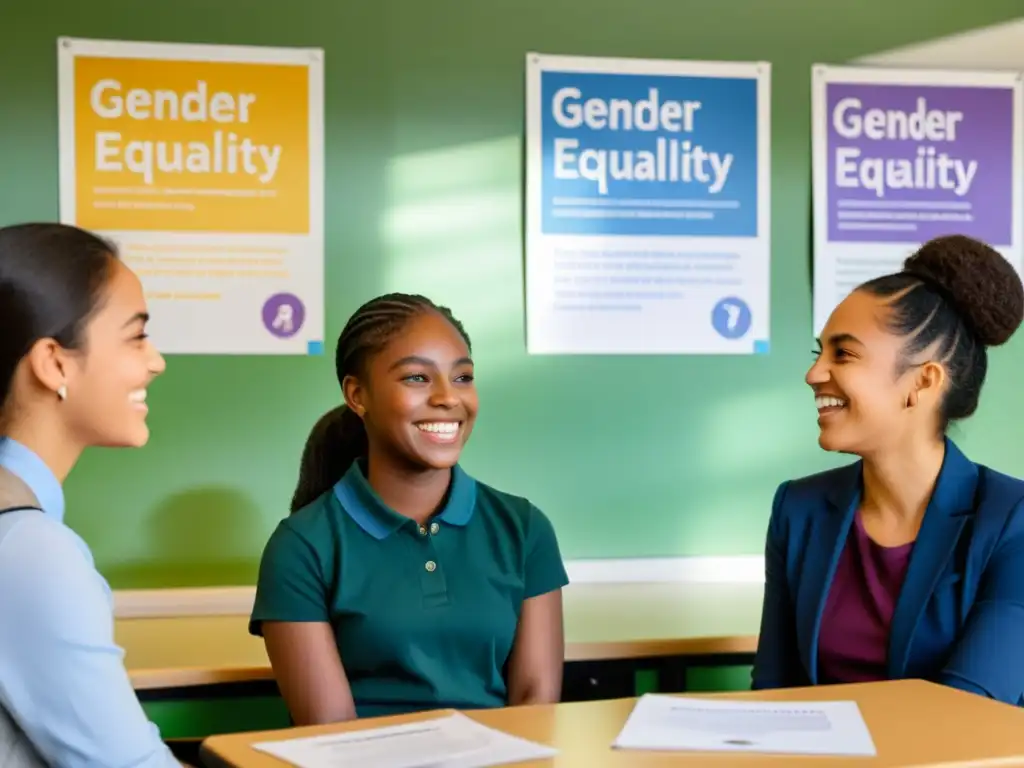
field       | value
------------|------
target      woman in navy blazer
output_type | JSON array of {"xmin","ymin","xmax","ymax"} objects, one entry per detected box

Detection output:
[{"xmin": 752, "ymin": 234, "xmax": 1024, "ymax": 706}]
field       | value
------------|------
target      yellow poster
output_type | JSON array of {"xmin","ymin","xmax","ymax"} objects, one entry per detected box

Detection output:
[{"xmin": 58, "ymin": 37, "xmax": 324, "ymax": 355}]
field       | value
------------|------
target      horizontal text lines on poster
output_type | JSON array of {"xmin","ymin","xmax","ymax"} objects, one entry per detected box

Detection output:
[
  {"xmin": 121, "ymin": 242, "xmax": 289, "ymax": 287},
  {"xmin": 833, "ymin": 199, "xmax": 972, "ymax": 235},
  {"xmin": 550, "ymin": 196, "xmax": 739, "ymax": 224},
  {"xmin": 552, "ymin": 246, "xmax": 741, "ymax": 312}
]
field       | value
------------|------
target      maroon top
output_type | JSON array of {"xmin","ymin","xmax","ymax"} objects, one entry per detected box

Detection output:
[{"xmin": 817, "ymin": 511, "xmax": 915, "ymax": 684}]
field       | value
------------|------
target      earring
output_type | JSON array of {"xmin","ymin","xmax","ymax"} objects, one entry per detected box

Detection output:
[{"xmin": 57, "ymin": 384, "xmax": 67, "ymax": 401}]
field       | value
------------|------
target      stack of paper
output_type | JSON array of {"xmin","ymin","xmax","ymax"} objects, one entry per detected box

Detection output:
[
  {"xmin": 612, "ymin": 694, "xmax": 877, "ymax": 757},
  {"xmin": 252, "ymin": 712, "xmax": 557, "ymax": 768}
]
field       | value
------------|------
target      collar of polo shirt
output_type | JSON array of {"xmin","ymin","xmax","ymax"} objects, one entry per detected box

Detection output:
[{"xmin": 333, "ymin": 458, "xmax": 478, "ymax": 539}]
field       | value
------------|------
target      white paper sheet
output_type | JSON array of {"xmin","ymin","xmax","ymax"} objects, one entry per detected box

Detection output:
[
  {"xmin": 252, "ymin": 712, "xmax": 558, "ymax": 768},
  {"xmin": 612, "ymin": 694, "xmax": 877, "ymax": 757}
]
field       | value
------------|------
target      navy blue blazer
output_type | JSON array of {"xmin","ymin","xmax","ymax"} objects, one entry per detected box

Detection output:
[{"xmin": 751, "ymin": 439, "xmax": 1024, "ymax": 706}]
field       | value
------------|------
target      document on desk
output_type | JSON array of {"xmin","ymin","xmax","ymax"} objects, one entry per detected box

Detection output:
[
  {"xmin": 612, "ymin": 694, "xmax": 877, "ymax": 757},
  {"xmin": 252, "ymin": 712, "xmax": 558, "ymax": 768}
]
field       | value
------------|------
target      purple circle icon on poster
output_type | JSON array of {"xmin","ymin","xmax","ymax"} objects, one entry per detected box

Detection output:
[{"xmin": 262, "ymin": 293, "xmax": 306, "ymax": 338}]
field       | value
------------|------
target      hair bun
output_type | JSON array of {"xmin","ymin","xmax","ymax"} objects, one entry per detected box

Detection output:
[{"xmin": 902, "ymin": 235, "xmax": 1024, "ymax": 347}]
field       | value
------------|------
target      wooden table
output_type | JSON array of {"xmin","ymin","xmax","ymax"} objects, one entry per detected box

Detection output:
[
  {"xmin": 200, "ymin": 679, "xmax": 1024, "ymax": 767},
  {"xmin": 117, "ymin": 582, "xmax": 763, "ymax": 695}
]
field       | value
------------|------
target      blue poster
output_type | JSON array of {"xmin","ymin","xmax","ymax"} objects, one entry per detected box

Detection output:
[{"xmin": 525, "ymin": 53, "xmax": 772, "ymax": 355}]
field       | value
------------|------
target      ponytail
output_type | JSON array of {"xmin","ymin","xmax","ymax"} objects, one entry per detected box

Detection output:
[
  {"xmin": 290, "ymin": 405, "xmax": 368, "ymax": 513},
  {"xmin": 292, "ymin": 292, "xmax": 472, "ymax": 513}
]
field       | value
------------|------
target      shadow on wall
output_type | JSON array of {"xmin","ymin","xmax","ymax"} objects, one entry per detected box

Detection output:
[{"xmin": 104, "ymin": 486, "xmax": 268, "ymax": 588}]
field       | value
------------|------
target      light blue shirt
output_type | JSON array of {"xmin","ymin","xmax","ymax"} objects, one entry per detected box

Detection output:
[{"xmin": 0, "ymin": 438, "xmax": 178, "ymax": 768}]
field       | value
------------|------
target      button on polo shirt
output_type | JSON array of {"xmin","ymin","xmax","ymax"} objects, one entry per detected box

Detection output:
[{"xmin": 250, "ymin": 459, "xmax": 569, "ymax": 718}]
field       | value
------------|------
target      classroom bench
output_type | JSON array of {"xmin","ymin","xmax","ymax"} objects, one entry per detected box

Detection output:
[{"xmin": 118, "ymin": 581, "xmax": 763, "ymax": 702}]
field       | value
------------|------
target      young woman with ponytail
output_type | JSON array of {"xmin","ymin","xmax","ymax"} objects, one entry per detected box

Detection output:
[{"xmin": 250, "ymin": 294, "xmax": 568, "ymax": 724}]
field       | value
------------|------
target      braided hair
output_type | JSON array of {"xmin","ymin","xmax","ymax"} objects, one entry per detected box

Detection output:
[
  {"xmin": 859, "ymin": 234, "xmax": 1023, "ymax": 435},
  {"xmin": 290, "ymin": 293, "xmax": 471, "ymax": 513}
]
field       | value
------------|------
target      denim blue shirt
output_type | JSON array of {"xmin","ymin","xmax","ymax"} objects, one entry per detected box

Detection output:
[{"xmin": 0, "ymin": 438, "xmax": 177, "ymax": 767}]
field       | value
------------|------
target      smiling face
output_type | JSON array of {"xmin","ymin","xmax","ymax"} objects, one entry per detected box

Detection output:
[
  {"xmin": 344, "ymin": 310, "xmax": 478, "ymax": 471},
  {"xmin": 59, "ymin": 259, "xmax": 166, "ymax": 448},
  {"xmin": 807, "ymin": 288, "xmax": 945, "ymax": 456}
]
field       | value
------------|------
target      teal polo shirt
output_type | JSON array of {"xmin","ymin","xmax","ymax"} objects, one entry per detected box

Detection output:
[{"xmin": 250, "ymin": 459, "xmax": 569, "ymax": 717}]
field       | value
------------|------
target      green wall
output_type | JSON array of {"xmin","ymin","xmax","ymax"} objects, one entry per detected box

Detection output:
[{"xmin": 3, "ymin": 1, "xmax": 1024, "ymax": 589}]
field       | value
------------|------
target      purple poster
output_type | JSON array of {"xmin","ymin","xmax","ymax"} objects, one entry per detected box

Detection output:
[{"xmin": 825, "ymin": 82, "xmax": 1014, "ymax": 245}]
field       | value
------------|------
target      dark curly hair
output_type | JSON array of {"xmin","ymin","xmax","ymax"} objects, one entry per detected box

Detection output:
[
  {"xmin": 859, "ymin": 234, "xmax": 1024, "ymax": 433},
  {"xmin": 289, "ymin": 293, "xmax": 472, "ymax": 513}
]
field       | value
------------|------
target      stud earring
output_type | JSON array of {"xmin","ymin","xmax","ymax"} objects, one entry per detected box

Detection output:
[{"xmin": 57, "ymin": 384, "xmax": 67, "ymax": 401}]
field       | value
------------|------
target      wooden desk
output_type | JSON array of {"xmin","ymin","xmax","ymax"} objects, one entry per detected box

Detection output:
[
  {"xmin": 118, "ymin": 582, "xmax": 762, "ymax": 692},
  {"xmin": 201, "ymin": 679, "xmax": 1024, "ymax": 767}
]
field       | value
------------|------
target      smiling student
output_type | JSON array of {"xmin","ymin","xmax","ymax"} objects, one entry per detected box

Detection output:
[
  {"xmin": 752, "ymin": 235, "xmax": 1024, "ymax": 705},
  {"xmin": 250, "ymin": 293, "xmax": 569, "ymax": 724},
  {"xmin": 0, "ymin": 223, "xmax": 181, "ymax": 766}
]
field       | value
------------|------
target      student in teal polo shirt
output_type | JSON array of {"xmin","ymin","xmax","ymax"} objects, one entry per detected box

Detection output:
[{"xmin": 249, "ymin": 293, "xmax": 570, "ymax": 724}]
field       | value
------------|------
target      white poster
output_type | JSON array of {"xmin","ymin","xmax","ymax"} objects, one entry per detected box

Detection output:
[
  {"xmin": 58, "ymin": 37, "xmax": 325, "ymax": 355},
  {"xmin": 525, "ymin": 53, "xmax": 772, "ymax": 355},
  {"xmin": 811, "ymin": 64, "xmax": 1023, "ymax": 334}
]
